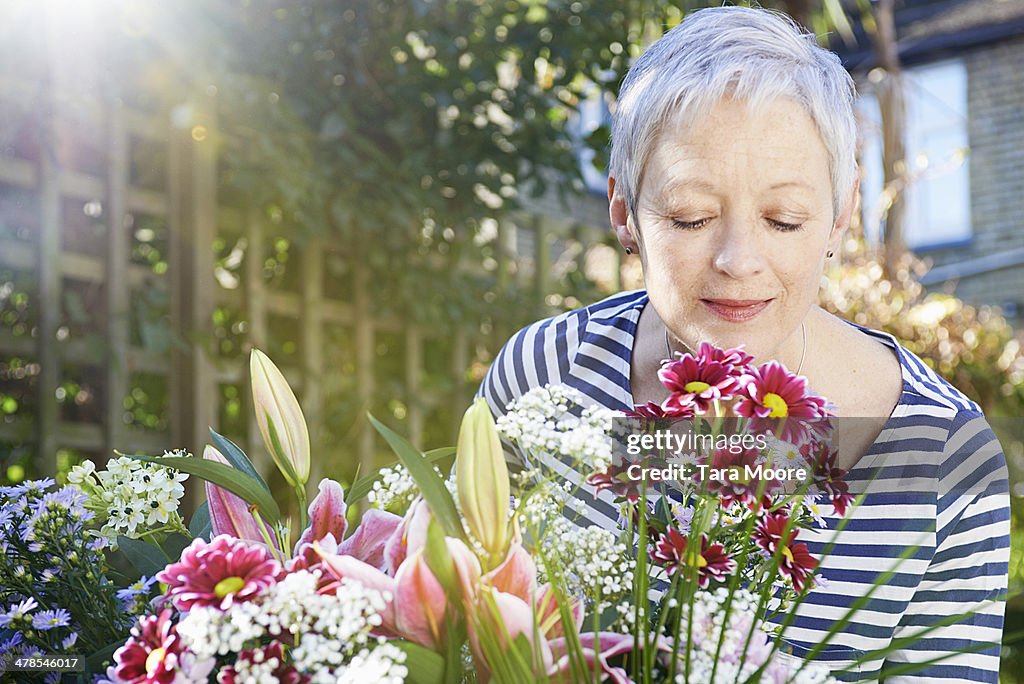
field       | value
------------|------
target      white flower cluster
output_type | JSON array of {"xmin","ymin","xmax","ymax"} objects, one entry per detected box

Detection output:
[
  {"xmin": 542, "ymin": 517, "xmax": 635, "ymax": 610},
  {"xmin": 366, "ymin": 465, "xmax": 419, "ymax": 511},
  {"xmin": 497, "ymin": 385, "xmax": 616, "ymax": 473},
  {"xmin": 67, "ymin": 453, "xmax": 189, "ymax": 546},
  {"xmin": 673, "ymin": 588, "xmax": 834, "ymax": 684},
  {"xmin": 336, "ymin": 642, "xmax": 408, "ymax": 684},
  {"xmin": 177, "ymin": 571, "xmax": 403, "ymax": 683}
]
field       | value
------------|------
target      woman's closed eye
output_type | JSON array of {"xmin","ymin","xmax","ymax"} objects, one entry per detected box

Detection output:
[
  {"xmin": 671, "ymin": 217, "xmax": 712, "ymax": 231},
  {"xmin": 767, "ymin": 218, "xmax": 804, "ymax": 232}
]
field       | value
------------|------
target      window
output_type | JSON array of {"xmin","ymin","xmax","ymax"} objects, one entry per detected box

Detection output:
[
  {"xmin": 859, "ymin": 59, "xmax": 971, "ymax": 249},
  {"xmin": 572, "ymin": 80, "xmax": 613, "ymax": 196}
]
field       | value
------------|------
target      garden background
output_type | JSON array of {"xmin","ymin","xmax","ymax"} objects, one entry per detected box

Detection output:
[{"xmin": 0, "ymin": 0, "xmax": 1021, "ymax": 680}]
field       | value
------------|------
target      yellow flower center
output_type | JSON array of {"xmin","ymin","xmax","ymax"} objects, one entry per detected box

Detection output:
[
  {"xmin": 781, "ymin": 546, "xmax": 794, "ymax": 563},
  {"xmin": 693, "ymin": 554, "xmax": 708, "ymax": 568},
  {"xmin": 684, "ymin": 381, "xmax": 711, "ymax": 394},
  {"xmin": 763, "ymin": 392, "xmax": 789, "ymax": 418},
  {"xmin": 214, "ymin": 576, "xmax": 246, "ymax": 599},
  {"xmin": 145, "ymin": 647, "xmax": 166, "ymax": 675}
]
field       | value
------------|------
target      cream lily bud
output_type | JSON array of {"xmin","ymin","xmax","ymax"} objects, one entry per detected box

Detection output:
[
  {"xmin": 250, "ymin": 348, "xmax": 310, "ymax": 488},
  {"xmin": 455, "ymin": 398, "xmax": 510, "ymax": 561}
]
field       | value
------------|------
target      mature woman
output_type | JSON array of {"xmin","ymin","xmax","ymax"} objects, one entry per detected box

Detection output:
[{"xmin": 480, "ymin": 6, "xmax": 1009, "ymax": 682}]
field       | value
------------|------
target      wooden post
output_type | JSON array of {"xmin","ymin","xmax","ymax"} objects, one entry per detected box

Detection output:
[
  {"xmin": 244, "ymin": 208, "xmax": 270, "ymax": 471},
  {"xmin": 35, "ymin": 98, "xmax": 60, "ymax": 476},
  {"xmin": 534, "ymin": 215, "xmax": 550, "ymax": 316},
  {"xmin": 405, "ymin": 326, "xmax": 423, "ymax": 449},
  {"xmin": 353, "ymin": 256, "xmax": 375, "ymax": 475},
  {"xmin": 451, "ymin": 329, "xmax": 469, "ymax": 439},
  {"xmin": 104, "ymin": 103, "xmax": 129, "ymax": 459},
  {"xmin": 301, "ymin": 238, "xmax": 324, "ymax": 482}
]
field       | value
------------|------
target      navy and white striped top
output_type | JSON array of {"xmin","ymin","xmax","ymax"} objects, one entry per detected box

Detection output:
[{"xmin": 479, "ymin": 289, "xmax": 1010, "ymax": 683}]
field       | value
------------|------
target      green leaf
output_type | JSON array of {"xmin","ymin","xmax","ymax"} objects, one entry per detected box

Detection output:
[
  {"xmin": 116, "ymin": 536, "xmax": 168, "ymax": 577},
  {"xmin": 345, "ymin": 447, "xmax": 456, "ymax": 504},
  {"xmin": 189, "ymin": 500, "xmax": 212, "ymax": 540},
  {"xmin": 119, "ymin": 452, "xmax": 281, "ymax": 524},
  {"xmin": 209, "ymin": 428, "xmax": 272, "ymax": 495},
  {"xmin": 368, "ymin": 414, "xmax": 467, "ymax": 541},
  {"xmin": 391, "ymin": 641, "xmax": 446, "ymax": 684}
]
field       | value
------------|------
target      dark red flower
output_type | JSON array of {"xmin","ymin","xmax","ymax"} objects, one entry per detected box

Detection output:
[
  {"xmin": 702, "ymin": 447, "xmax": 779, "ymax": 508},
  {"xmin": 650, "ymin": 530, "xmax": 736, "ymax": 588},
  {"xmin": 735, "ymin": 362, "xmax": 829, "ymax": 444},
  {"xmin": 754, "ymin": 511, "xmax": 818, "ymax": 592},
  {"xmin": 156, "ymin": 534, "xmax": 281, "ymax": 611},
  {"xmin": 218, "ymin": 641, "xmax": 308, "ymax": 684},
  {"xmin": 587, "ymin": 461, "xmax": 645, "ymax": 503},
  {"xmin": 113, "ymin": 609, "xmax": 184, "ymax": 684},
  {"xmin": 659, "ymin": 355, "xmax": 741, "ymax": 414},
  {"xmin": 803, "ymin": 442, "xmax": 854, "ymax": 516}
]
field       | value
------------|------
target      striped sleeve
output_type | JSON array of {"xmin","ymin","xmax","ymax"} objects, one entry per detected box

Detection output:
[{"xmin": 881, "ymin": 412, "xmax": 1011, "ymax": 682}]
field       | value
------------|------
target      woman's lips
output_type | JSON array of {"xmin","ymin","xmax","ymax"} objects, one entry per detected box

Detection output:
[{"xmin": 701, "ymin": 298, "xmax": 772, "ymax": 322}]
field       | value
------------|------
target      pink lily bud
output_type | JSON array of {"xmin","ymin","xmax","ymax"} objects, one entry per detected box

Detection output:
[{"xmin": 250, "ymin": 349, "xmax": 310, "ymax": 488}]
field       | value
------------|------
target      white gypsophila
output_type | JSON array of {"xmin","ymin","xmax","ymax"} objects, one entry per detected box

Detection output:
[
  {"xmin": 334, "ymin": 641, "xmax": 408, "ymax": 684},
  {"xmin": 68, "ymin": 453, "xmax": 190, "ymax": 546},
  {"xmin": 541, "ymin": 517, "xmax": 635, "ymax": 611},
  {"xmin": 366, "ymin": 465, "xmax": 418, "ymax": 511},
  {"xmin": 178, "ymin": 570, "xmax": 393, "ymax": 680},
  {"xmin": 670, "ymin": 588, "xmax": 835, "ymax": 684},
  {"xmin": 497, "ymin": 384, "xmax": 616, "ymax": 474}
]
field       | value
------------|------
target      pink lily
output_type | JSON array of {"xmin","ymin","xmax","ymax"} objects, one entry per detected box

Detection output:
[
  {"xmin": 481, "ymin": 541, "xmax": 536, "ymax": 603},
  {"xmin": 202, "ymin": 446, "xmax": 278, "ymax": 550},
  {"xmin": 535, "ymin": 584, "xmax": 584, "ymax": 640},
  {"xmin": 393, "ymin": 548, "xmax": 449, "ymax": 649},
  {"xmin": 383, "ymin": 498, "xmax": 432, "ymax": 573},
  {"xmin": 337, "ymin": 508, "xmax": 402, "ymax": 571},
  {"xmin": 296, "ymin": 479, "xmax": 347, "ymax": 551}
]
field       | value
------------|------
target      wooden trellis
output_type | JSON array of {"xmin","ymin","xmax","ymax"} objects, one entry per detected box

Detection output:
[{"xmin": 0, "ymin": 75, "xmax": 614, "ymax": 485}]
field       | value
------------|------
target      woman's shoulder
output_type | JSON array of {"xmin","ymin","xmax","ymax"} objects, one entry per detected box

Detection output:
[
  {"xmin": 840, "ymin": 319, "xmax": 982, "ymax": 416},
  {"xmin": 477, "ymin": 290, "xmax": 646, "ymax": 416}
]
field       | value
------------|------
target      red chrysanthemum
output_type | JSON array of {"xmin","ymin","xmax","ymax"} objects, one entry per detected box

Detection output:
[
  {"xmin": 803, "ymin": 442, "xmax": 854, "ymax": 516},
  {"xmin": 702, "ymin": 446, "xmax": 779, "ymax": 508},
  {"xmin": 587, "ymin": 460, "xmax": 647, "ymax": 503},
  {"xmin": 659, "ymin": 355, "xmax": 740, "ymax": 414},
  {"xmin": 156, "ymin": 534, "xmax": 281, "ymax": 611},
  {"xmin": 113, "ymin": 609, "xmax": 184, "ymax": 684},
  {"xmin": 735, "ymin": 362, "xmax": 829, "ymax": 444},
  {"xmin": 753, "ymin": 511, "xmax": 818, "ymax": 592},
  {"xmin": 650, "ymin": 530, "xmax": 736, "ymax": 588},
  {"xmin": 218, "ymin": 641, "xmax": 308, "ymax": 684}
]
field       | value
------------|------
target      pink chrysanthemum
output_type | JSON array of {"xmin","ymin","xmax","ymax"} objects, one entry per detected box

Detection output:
[
  {"xmin": 735, "ymin": 362, "xmax": 828, "ymax": 444},
  {"xmin": 659, "ymin": 355, "xmax": 740, "ymax": 414},
  {"xmin": 112, "ymin": 609, "xmax": 185, "ymax": 684},
  {"xmin": 753, "ymin": 511, "xmax": 818, "ymax": 592},
  {"xmin": 695, "ymin": 342, "xmax": 754, "ymax": 370},
  {"xmin": 587, "ymin": 461, "xmax": 646, "ymax": 503},
  {"xmin": 650, "ymin": 530, "xmax": 736, "ymax": 588},
  {"xmin": 218, "ymin": 641, "xmax": 308, "ymax": 684},
  {"xmin": 156, "ymin": 534, "xmax": 281, "ymax": 611}
]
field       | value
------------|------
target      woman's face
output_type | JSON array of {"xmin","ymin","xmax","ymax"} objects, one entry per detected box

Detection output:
[{"xmin": 615, "ymin": 96, "xmax": 845, "ymax": 362}]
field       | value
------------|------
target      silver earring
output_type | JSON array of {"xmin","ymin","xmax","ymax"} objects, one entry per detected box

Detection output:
[{"xmin": 625, "ymin": 247, "xmax": 633, "ymax": 255}]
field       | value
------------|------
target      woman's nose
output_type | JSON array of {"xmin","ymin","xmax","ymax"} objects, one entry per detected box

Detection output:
[{"xmin": 711, "ymin": 222, "xmax": 765, "ymax": 279}]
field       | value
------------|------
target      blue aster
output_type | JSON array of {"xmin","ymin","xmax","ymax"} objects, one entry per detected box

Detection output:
[{"xmin": 31, "ymin": 609, "xmax": 71, "ymax": 631}]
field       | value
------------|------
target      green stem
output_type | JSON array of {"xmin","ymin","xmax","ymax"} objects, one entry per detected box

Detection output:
[{"xmin": 295, "ymin": 482, "xmax": 309, "ymax": 535}]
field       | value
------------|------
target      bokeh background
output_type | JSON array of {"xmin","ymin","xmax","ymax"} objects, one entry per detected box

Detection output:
[{"xmin": 0, "ymin": 0, "xmax": 1021, "ymax": 679}]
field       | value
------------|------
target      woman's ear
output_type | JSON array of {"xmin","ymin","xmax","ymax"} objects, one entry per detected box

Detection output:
[{"xmin": 608, "ymin": 176, "xmax": 639, "ymax": 254}]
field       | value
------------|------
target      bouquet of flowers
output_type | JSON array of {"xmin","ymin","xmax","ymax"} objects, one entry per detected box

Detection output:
[{"xmin": 1, "ymin": 345, "xmax": 868, "ymax": 683}]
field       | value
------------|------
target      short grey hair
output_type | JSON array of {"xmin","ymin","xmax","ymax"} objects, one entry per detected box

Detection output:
[{"xmin": 609, "ymin": 5, "xmax": 857, "ymax": 217}]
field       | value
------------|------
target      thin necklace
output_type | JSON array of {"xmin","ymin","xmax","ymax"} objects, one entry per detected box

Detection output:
[{"xmin": 664, "ymin": 322, "xmax": 807, "ymax": 375}]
